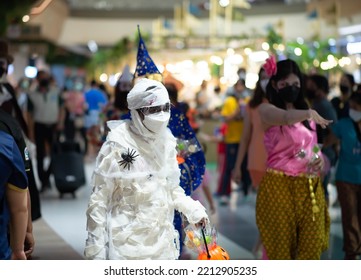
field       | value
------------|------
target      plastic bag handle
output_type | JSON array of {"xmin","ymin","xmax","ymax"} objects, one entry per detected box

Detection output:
[{"xmin": 201, "ymin": 226, "xmax": 211, "ymax": 259}]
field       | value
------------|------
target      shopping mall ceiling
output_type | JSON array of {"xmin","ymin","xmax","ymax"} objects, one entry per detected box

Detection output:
[{"xmin": 65, "ymin": 0, "xmax": 308, "ymax": 19}]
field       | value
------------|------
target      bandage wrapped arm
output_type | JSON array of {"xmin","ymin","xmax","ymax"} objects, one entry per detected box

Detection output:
[
  {"xmin": 84, "ymin": 173, "xmax": 113, "ymax": 260},
  {"xmin": 168, "ymin": 147, "xmax": 208, "ymax": 224},
  {"xmin": 171, "ymin": 184, "xmax": 208, "ymax": 224},
  {"xmin": 84, "ymin": 143, "xmax": 117, "ymax": 260}
]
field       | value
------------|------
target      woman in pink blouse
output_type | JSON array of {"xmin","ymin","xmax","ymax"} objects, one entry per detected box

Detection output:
[{"xmin": 256, "ymin": 58, "xmax": 332, "ymax": 259}]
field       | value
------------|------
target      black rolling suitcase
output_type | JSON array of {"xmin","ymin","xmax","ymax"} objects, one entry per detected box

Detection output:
[{"xmin": 51, "ymin": 141, "xmax": 86, "ymax": 198}]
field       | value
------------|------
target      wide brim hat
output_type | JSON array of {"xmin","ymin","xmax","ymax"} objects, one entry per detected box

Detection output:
[{"xmin": 0, "ymin": 39, "xmax": 14, "ymax": 64}]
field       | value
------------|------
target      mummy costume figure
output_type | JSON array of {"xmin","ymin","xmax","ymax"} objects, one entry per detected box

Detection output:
[{"xmin": 84, "ymin": 78, "xmax": 208, "ymax": 260}]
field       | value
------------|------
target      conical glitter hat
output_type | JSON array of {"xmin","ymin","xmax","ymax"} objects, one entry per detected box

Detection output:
[{"xmin": 134, "ymin": 25, "xmax": 162, "ymax": 82}]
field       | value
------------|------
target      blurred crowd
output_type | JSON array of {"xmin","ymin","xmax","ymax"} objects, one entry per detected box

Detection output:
[{"xmin": 1, "ymin": 33, "xmax": 361, "ymax": 260}]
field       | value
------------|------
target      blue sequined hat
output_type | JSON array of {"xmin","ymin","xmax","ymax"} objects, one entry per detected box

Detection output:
[{"xmin": 134, "ymin": 25, "xmax": 162, "ymax": 82}]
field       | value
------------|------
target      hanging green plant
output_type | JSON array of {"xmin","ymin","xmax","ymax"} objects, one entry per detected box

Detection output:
[
  {"xmin": 109, "ymin": 37, "xmax": 131, "ymax": 65},
  {"xmin": 87, "ymin": 36, "xmax": 133, "ymax": 74},
  {"xmin": 285, "ymin": 39, "xmax": 342, "ymax": 73},
  {"xmin": 265, "ymin": 25, "xmax": 283, "ymax": 55},
  {"xmin": 0, "ymin": 0, "xmax": 38, "ymax": 36}
]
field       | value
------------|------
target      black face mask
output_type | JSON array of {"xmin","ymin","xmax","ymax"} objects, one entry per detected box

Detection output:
[
  {"xmin": 278, "ymin": 85, "xmax": 300, "ymax": 103},
  {"xmin": 340, "ymin": 85, "xmax": 349, "ymax": 95}
]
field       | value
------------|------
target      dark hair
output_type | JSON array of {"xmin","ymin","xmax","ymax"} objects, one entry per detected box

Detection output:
[
  {"xmin": 309, "ymin": 74, "xmax": 330, "ymax": 94},
  {"xmin": 349, "ymin": 92, "xmax": 361, "ymax": 106},
  {"xmin": 90, "ymin": 79, "xmax": 98, "ymax": 87},
  {"xmin": 249, "ymin": 68, "xmax": 266, "ymax": 108},
  {"xmin": 235, "ymin": 78, "xmax": 245, "ymax": 87},
  {"xmin": 36, "ymin": 70, "xmax": 47, "ymax": 79},
  {"xmin": 164, "ymin": 82, "xmax": 178, "ymax": 105},
  {"xmin": 237, "ymin": 67, "xmax": 246, "ymax": 75},
  {"xmin": 113, "ymin": 81, "xmax": 129, "ymax": 111},
  {"xmin": 266, "ymin": 59, "xmax": 311, "ymax": 130},
  {"xmin": 98, "ymin": 83, "xmax": 106, "ymax": 91},
  {"xmin": 343, "ymin": 73, "xmax": 355, "ymax": 88}
]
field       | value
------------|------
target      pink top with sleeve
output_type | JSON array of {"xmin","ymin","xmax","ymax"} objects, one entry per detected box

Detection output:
[
  {"xmin": 264, "ymin": 121, "xmax": 320, "ymax": 176},
  {"xmin": 246, "ymin": 100, "xmax": 267, "ymax": 172}
]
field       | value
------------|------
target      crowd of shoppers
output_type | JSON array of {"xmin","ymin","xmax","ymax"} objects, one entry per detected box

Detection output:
[{"xmin": 2, "ymin": 32, "xmax": 361, "ymax": 261}]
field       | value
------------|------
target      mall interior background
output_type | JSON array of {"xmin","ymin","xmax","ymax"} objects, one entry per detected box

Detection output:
[{"xmin": 1, "ymin": 0, "xmax": 361, "ymax": 260}]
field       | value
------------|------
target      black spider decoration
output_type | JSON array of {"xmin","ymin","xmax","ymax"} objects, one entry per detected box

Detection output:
[{"xmin": 118, "ymin": 148, "xmax": 139, "ymax": 170}]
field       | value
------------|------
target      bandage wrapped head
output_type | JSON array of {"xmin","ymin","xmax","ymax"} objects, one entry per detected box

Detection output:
[{"xmin": 127, "ymin": 78, "xmax": 171, "ymax": 137}]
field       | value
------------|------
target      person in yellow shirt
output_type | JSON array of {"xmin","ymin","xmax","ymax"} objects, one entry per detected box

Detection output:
[{"xmin": 217, "ymin": 79, "xmax": 251, "ymax": 204}]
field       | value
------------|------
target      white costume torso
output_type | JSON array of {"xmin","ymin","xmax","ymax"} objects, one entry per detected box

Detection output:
[{"xmin": 84, "ymin": 120, "xmax": 206, "ymax": 260}]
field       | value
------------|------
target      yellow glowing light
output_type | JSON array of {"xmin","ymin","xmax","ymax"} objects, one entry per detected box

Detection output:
[
  {"xmin": 262, "ymin": 42, "xmax": 270, "ymax": 51},
  {"xmin": 219, "ymin": 0, "xmax": 230, "ymax": 8},
  {"xmin": 210, "ymin": 56, "xmax": 223, "ymax": 65},
  {"xmin": 22, "ymin": 15, "xmax": 30, "ymax": 22},
  {"xmin": 99, "ymin": 73, "xmax": 108, "ymax": 82},
  {"xmin": 278, "ymin": 44, "xmax": 285, "ymax": 51},
  {"xmin": 327, "ymin": 54, "xmax": 335, "ymax": 62},
  {"xmin": 166, "ymin": 63, "xmax": 176, "ymax": 72},
  {"xmin": 231, "ymin": 54, "xmax": 244, "ymax": 64},
  {"xmin": 220, "ymin": 77, "xmax": 227, "ymax": 84},
  {"xmin": 244, "ymin": 48, "xmax": 252, "ymax": 55},
  {"xmin": 294, "ymin": 47, "xmax": 302, "ymax": 56},
  {"xmin": 320, "ymin": 62, "xmax": 329, "ymax": 70},
  {"xmin": 196, "ymin": 60, "xmax": 208, "ymax": 69},
  {"xmin": 338, "ymin": 57, "xmax": 351, "ymax": 67},
  {"xmin": 227, "ymin": 48, "xmax": 235, "ymax": 56},
  {"xmin": 356, "ymin": 56, "xmax": 361, "ymax": 65}
]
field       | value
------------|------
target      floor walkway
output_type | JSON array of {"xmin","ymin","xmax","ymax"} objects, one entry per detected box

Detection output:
[{"xmin": 31, "ymin": 159, "xmax": 345, "ymax": 260}]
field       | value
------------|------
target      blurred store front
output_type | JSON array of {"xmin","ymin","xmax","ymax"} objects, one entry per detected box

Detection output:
[{"xmin": 1, "ymin": 0, "xmax": 361, "ymax": 99}]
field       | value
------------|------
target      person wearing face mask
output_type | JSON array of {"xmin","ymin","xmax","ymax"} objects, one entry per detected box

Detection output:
[
  {"xmin": 305, "ymin": 74, "xmax": 338, "ymax": 202},
  {"xmin": 232, "ymin": 67, "xmax": 268, "ymax": 258},
  {"xmin": 84, "ymin": 78, "xmax": 209, "ymax": 260},
  {"xmin": 256, "ymin": 57, "xmax": 332, "ymax": 259},
  {"xmin": 27, "ymin": 70, "xmax": 65, "ymax": 192},
  {"xmin": 325, "ymin": 92, "xmax": 361, "ymax": 260},
  {"xmin": 331, "ymin": 73, "xmax": 355, "ymax": 120},
  {"xmin": 217, "ymin": 78, "xmax": 251, "ymax": 204},
  {"xmin": 0, "ymin": 39, "xmax": 30, "ymax": 141}
]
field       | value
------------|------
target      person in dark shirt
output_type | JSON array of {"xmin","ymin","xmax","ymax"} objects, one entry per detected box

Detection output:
[
  {"xmin": 0, "ymin": 38, "xmax": 36, "ymax": 258},
  {"xmin": 305, "ymin": 74, "xmax": 338, "ymax": 201},
  {"xmin": 331, "ymin": 73, "xmax": 355, "ymax": 119},
  {"xmin": 0, "ymin": 131, "xmax": 29, "ymax": 260}
]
